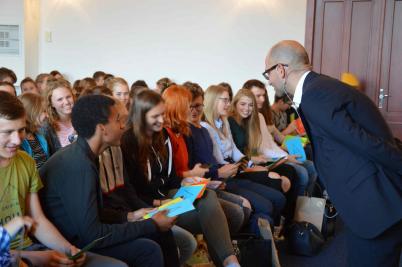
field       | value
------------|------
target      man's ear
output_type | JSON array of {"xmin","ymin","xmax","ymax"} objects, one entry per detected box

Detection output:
[
  {"xmin": 96, "ymin": 123, "xmax": 106, "ymax": 136},
  {"xmin": 279, "ymin": 65, "xmax": 287, "ymax": 79}
]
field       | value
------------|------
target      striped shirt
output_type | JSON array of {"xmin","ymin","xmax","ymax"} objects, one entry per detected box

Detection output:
[{"xmin": 27, "ymin": 136, "xmax": 47, "ymax": 168}]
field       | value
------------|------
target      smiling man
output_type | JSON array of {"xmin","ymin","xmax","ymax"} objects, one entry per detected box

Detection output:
[{"xmin": 263, "ymin": 40, "xmax": 402, "ymax": 267}]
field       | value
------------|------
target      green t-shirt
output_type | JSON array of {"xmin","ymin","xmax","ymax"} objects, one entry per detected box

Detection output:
[{"xmin": 0, "ymin": 150, "xmax": 43, "ymax": 249}]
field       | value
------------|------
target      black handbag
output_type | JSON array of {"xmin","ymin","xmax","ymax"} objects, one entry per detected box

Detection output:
[
  {"xmin": 322, "ymin": 201, "xmax": 337, "ymax": 239},
  {"xmin": 232, "ymin": 234, "xmax": 272, "ymax": 267},
  {"xmin": 287, "ymin": 221, "xmax": 325, "ymax": 256},
  {"xmin": 310, "ymin": 182, "xmax": 338, "ymax": 239}
]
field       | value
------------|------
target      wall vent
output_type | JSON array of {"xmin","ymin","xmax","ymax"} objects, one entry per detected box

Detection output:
[{"xmin": 0, "ymin": 25, "xmax": 19, "ymax": 55}]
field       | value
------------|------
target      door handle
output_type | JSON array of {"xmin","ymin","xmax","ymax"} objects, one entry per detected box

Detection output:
[{"xmin": 378, "ymin": 88, "xmax": 389, "ymax": 109}]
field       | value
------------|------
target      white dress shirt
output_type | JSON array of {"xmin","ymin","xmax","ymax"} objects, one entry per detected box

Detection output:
[{"xmin": 292, "ymin": 71, "xmax": 311, "ymax": 108}]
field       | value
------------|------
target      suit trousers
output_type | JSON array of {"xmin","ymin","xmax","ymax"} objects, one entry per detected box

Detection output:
[{"xmin": 346, "ymin": 219, "xmax": 402, "ymax": 267}]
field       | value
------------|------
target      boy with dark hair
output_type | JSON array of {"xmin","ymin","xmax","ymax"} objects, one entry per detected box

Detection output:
[{"xmin": 40, "ymin": 95, "xmax": 179, "ymax": 267}]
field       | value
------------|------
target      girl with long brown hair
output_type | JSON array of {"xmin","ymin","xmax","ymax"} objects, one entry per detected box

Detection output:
[{"xmin": 121, "ymin": 89, "xmax": 241, "ymax": 267}]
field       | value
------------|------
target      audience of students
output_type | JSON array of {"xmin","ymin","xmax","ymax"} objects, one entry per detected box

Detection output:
[{"xmin": 0, "ymin": 65, "xmax": 330, "ymax": 266}]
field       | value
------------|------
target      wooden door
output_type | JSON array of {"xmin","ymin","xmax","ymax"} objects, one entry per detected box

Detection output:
[
  {"xmin": 378, "ymin": 0, "xmax": 402, "ymax": 139},
  {"xmin": 305, "ymin": 0, "xmax": 402, "ymax": 139}
]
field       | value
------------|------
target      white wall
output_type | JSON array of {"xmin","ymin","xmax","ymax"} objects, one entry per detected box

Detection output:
[
  {"xmin": 0, "ymin": 0, "xmax": 25, "ymax": 86},
  {"xmin": 24, "ymin": 0, "xmax": 40, "ymax": 78},
  {"xmin": 38, "ymin": 0, "xmax": 307, "ymax": 93}
]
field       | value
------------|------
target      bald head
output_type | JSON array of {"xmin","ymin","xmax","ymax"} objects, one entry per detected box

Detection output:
[{"xmin": 265, "ymin": 40, "xmax": 311, "ymax": 72}]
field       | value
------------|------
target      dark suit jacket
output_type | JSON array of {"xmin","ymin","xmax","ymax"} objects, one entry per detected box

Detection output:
[{"xmin": 299, "ymin": 71, "xmax": 402, "ymax": 239}]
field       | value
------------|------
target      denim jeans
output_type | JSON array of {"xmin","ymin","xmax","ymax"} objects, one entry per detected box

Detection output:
[
  {"xmin": 287, "ymin": 160, "xmax": 317, "ymax": 195},
  {"xmin": 225, "ymin": 178, "xmax": 286, "ymax": 224}
]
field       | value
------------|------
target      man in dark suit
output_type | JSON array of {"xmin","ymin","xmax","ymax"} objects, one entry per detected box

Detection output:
[{"xmin": 263, "ymin": 40, "xmax": 402, "ymax": 266}]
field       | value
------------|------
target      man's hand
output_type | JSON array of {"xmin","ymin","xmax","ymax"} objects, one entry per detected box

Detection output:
[
  {"xmin": 218, "ymin": 164, "xmax": 238, "ymax": 178},
  {"xmin": 127, "ymin": 208, "xmax": 157, "ymax": 222},
  {"xmin": 152, "ymin": 210, "xmax": 177, "ymax": 231}
]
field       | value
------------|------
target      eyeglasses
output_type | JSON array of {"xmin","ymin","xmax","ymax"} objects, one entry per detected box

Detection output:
[
  {"xmin": 218, "ymin": 97, "xmax": 230, "ymax": 104},
  {"xmin": 190, "ymin": 104, "xmax": 204, "ymax": 111},
  {"xmin": 262, "ymin": 63, "xmax": 288, "ymax": 80}
]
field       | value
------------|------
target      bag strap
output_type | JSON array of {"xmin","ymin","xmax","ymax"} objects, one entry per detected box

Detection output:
[{"xmin": 324, "ymin": 205, "xmax": 338, "ymax": 219}]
